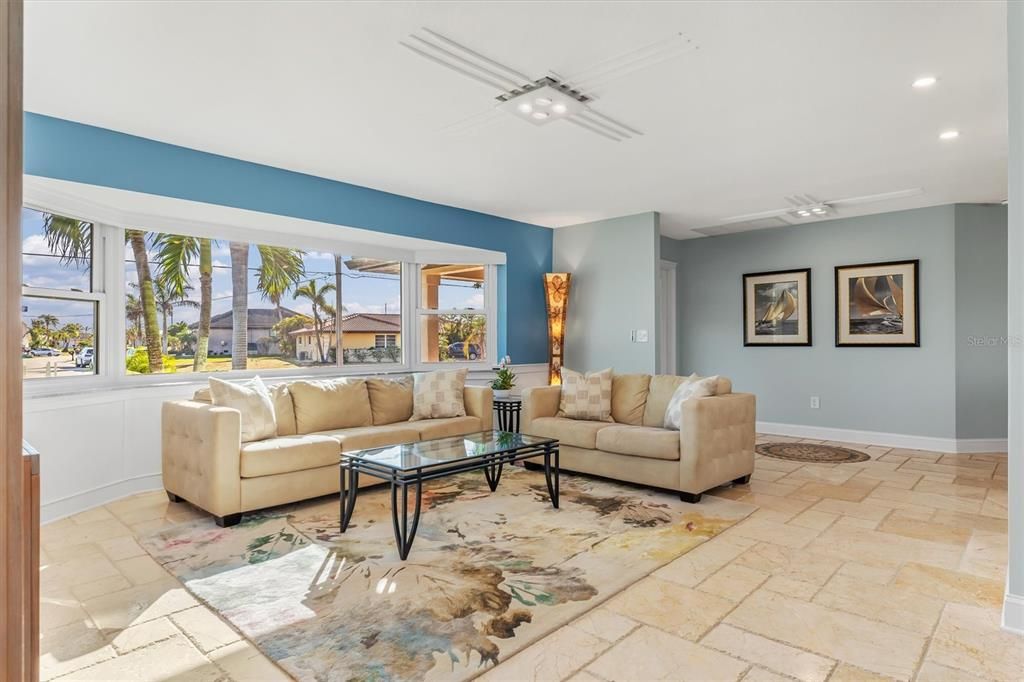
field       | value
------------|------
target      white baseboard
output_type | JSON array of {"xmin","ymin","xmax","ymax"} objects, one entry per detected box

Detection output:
[
  {"xmin": 1003, "ymin": 591, "xmax": 1024, "ymax": 635},
  {"xmin": 42, "ymin": 473, "xmax": 163, "ymax": 525},
  {"xmin": 756, "ymin": 421, "xmax": 1007, "ymax": 455}
]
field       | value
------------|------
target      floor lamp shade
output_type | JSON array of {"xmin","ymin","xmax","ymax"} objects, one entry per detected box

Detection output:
[{"xmin": 543, "ymin": 273, "xmax": 571, "ymax": 385}]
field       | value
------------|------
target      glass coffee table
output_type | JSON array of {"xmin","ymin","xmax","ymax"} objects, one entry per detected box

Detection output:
[{"xmin": 339, "ymin": 430, "xmax": 559, "ymax": 560}]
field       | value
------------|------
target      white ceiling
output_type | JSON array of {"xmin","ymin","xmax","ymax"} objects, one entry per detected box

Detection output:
[{"xmin": 24, "ymin": 1, "xmax": 1008, "ymax": 239}]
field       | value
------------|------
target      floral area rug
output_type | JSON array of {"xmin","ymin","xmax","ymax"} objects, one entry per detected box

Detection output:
[
  {"xmin": 757, "ymin": 442, "xmax": 871, "ymax": 463},
  {"xmin": 140, "ymin": 467, "xmax": 755, "ymax": 681}
]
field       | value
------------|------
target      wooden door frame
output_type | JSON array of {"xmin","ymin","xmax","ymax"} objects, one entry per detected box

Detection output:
[{"xmin": 2, "ymin": 0, "xmax": 34, "ymax": 678}]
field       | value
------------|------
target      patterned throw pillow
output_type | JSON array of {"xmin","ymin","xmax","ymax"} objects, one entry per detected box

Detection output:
[
  {"xmin": 558, "ymin": 368, "xmax": 614, "ymax": 421},
  {"xmin": 410, "ymin": 368, "xmax": 468, "ymax": 420},
  {"xmin": 663, "ymin": 375, "xmax": 720, "ymax": 430}
]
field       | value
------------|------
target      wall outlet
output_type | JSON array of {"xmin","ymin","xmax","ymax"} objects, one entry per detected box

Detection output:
[
  {"xmin": 810, "ymin": 396, "xmax": 820, "ymax": 409},
  {"xmin": 636, "ymin": 329, "xmax": 649, "ymax": 343}
]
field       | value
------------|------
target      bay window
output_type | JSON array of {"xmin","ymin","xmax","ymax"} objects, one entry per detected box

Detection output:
[{"xmin": 22, "ymin": 198, "xmax": 498, "ymax": 392}]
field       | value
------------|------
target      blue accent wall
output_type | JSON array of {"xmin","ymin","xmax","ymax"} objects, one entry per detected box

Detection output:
[{"xmin": 23, "ymin": 113, "xmax": 553, "ymax": 363}]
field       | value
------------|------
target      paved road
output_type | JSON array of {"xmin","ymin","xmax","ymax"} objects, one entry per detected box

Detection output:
[{"xmin": 23, "ymin": 354, "xmax": 93, "ymax": 379}]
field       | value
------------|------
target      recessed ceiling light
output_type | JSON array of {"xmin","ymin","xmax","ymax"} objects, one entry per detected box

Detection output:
[
  {"xmin": 797, "ymin": 210, "xmax": 810, "ymax": 217},
  {"xmin": 517, "ymin": 102, "xmax": 532, "ymax": 114},
  {"xmin": 912, "ymin": 75, "xmax": 937, "ymax": 89},
  {"xmin": 535, "ymin": 97, "xmax": 553, "ymax": 106},
  {"xmin": 551, "ymin": 102, "xmax": 568, "ymax": 114},
  {"xmin": 939, "ymin": 130, "xmax": 960, "ymax": 140},
  {"xmin": 532, "ymin": 111, "xmax": 549, "ymax": 120}
]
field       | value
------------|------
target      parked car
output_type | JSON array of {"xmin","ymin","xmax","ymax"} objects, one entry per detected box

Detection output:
[
  {"xmin": 75, "ymin": 347, "xmax": 95, "ymax": 368},
  {"xmin": 447, "ymin": 341, "xmax": 481, "ymax": 360},
  {"xmin": 30, "ymin": 347, "xmax": 60, "ymax": 357}
]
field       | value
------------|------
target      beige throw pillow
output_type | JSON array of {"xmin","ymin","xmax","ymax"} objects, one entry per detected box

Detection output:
[
  {"xmin": 208, "ymin": 376, "xmax": 277, "ymax": 443},
  {"xmin": 410, "ymin": 368, "xmax": 468, "ymax": 420},
  {"xmin": 559, "ymin": 368, "xmax": 613, "ymax": 421},
  {"xmin": 663, "ymin": 375, "xmax": 719, "ymax": 430}
]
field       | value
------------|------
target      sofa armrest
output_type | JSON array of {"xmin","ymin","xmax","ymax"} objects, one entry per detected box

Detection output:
[
  {"xmin": 464, "ymin": 386, "xmax": 494, "ymax": 431},
  {"xmin": 679, "ymin": 392, "xmax": 756, "ymax": 494},
  {"xmin": 161, "ymin": 400, "xmax": 243, "ymax": 517},
  {"xmin": 521, "ymin": 385, "xmax": 561, "ymax": 434}
]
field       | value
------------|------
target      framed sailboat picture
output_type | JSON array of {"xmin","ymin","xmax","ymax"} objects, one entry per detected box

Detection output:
[
  {"xmin": 835, "ymin": 259, "xmax": 919, "ymax": 347},
  {"xmin": 743, "ymin": 268, "xmax": 812, "ymax": 346}
]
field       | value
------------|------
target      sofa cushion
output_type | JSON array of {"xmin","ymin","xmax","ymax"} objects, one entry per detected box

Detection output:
[
  {"xmin": 415, "ymin": 416, "xmax": 482, "ymax": 440},
  {"xmin": 290, "ymin": 379, "xmax": 373, "ymax": 433},
  {"xmin": 317, "ymin": 424, "xmax": 421, "ymax": 452},
  {"xmin": 596, "ymin": 425, "xmax": 680, "ymax": 461},
  {"xmin": 366, "ymin": 377, "xmax": 414, "ymax": 425},
  {"xmin": 527, "ymin": 417, "xmax": 612, "ymax": 449},
  {"xmin": 239, "ymin": 434, "xmax": 341, "ymax": 478},
  {"xmin": 642, "ymin": 374, "xmax": 692, "ymax": 427},
  {"xmin": 611, "ymin": 374, "xmax": 651, "ymax": 425},
  {"xmin": 269, "ymin": 383, "xmax": 298, "ymax": 436}
]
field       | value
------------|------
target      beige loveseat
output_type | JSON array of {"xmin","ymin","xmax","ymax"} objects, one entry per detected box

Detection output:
[
  {"xmin": 522, "ymin": 374, "xmax": 754, "ymax": 502},
  {"xmin": 162, "ymin": 377, "xmax": 493, "ymax": 526}
]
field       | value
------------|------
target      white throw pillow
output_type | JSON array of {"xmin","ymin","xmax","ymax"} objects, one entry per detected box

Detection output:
[
  {"xmin": 558, "ymin": 367, "xmax": 614, "ymax": 421},
  {"xmin": 410, "ymin": 368, "xmax": 468, "ymax": 420},
  {"xmin": 663, "ymin": 375, "xmax": 720, "ymax": 430},
  {"xmin": 208, "ymin": 376, "xmax": 277, "ymax": 442}
]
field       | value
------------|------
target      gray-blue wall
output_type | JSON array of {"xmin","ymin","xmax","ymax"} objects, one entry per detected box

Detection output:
[
  {"xmin": 554, "ymin": 212, "xmax": 661, "ymax": 374},
  {"xmin": 955, "ymin": 204, "xmax": 1009, "ymax": 438},
  {"xmin": 662, "ymin": 204, "xmax": 1008, "ymax": 440}
]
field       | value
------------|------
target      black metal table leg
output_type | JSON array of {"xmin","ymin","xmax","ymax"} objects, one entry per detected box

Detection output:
[
  {"xmin": 483, "ymin": 455, "xmax": 503, "ymax": 491},
  {"xmin": 543, "ymin": 444, "xmax": 560, "ymax": 509},
  {"xmin": 340, "ymin": 464, "xmax": 359, "ymax": 532},
  {"xmin": 390, "ymin": 476, "xmax": 423, "ymax": 560}
]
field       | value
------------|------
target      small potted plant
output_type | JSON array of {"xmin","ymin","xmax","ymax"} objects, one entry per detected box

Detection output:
[{"xmin": 491, "ymin": 358, "xmax": 516, "ymax": 398}]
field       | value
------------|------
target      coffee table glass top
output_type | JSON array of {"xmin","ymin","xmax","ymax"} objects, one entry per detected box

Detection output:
[{"xmin": 342, "ymin": 430, "xmax": 556, "ymax": 472}]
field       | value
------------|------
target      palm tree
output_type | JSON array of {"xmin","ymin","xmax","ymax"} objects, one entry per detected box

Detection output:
[
  {"xmin": 256, "ymin": 246, "xmax": 305, "ymax": 322},
  {"xmin": 34, "ymin": 314, "xmax": 58, "ymax": 346},
  {"xmin": 149, "ymin": 279, "xmax": 199, "ymax": 355},
  {"xmin": 41, "ymin": 214, "xmax": 91, "ymax": 272},
  {"xmin": 229, "ymin": 242, "xmax": 249, "ymax": 370},
  {"xmin": 153, "ymin": 234, "xmax": 213, "ymax": 371},
  {"xmin": 125, "ymin": 293, "xmax": 144, "ymax": 347},
  {"xmin": 59, "ymin": 322, "xmax": 83, "ymax": 351},
  {"xmin": 126, "ymin": 229, "xmax": 163, "ymax": 372},
  {"xmin": 293, "ymin": 280, "xmax": 336, "ymax": 363}
]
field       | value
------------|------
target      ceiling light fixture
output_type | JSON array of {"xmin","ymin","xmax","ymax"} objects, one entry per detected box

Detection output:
[
  {"xmin": 939, "ymin": 130, "xmax": 960, "ymax": 140},
  {"xmin": 532, "ymin": 111, "xmax": 549, "ymax": 120},
  {"xmin": 401, "ymin": 28, "xmax": 694, "ymax": 141},
  {"xmin": 912, "ymin": 75, "xmax": 937, "ymax": 89}
]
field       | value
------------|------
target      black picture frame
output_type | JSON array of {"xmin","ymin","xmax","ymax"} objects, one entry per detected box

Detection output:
[
  {"xmin": 834, "ymin": 259, "xmax": 920, "ymax": 347},
  {"xmin": 742, "ymin": 268, "xmax": 813, "ymax": 347}
]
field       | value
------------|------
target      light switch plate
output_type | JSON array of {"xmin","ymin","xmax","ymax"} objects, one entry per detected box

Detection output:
[{"xmin": 636, "ymin": 329, "xmax": 649, "ymax": 343}]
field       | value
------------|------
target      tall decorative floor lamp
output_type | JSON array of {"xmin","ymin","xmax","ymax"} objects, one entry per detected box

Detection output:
[{"xmin": 543, "ymin": 273, "xmax": 571, "ymax": 385}]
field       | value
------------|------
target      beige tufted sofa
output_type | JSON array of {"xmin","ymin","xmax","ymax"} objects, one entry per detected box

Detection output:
[
  {"xmin": 162, "ymin": 377, "xmax": 493, "ymax": 526},
  {"xmin": 522, "ymin": 374, "xmax": 754, "ymax": 502}
]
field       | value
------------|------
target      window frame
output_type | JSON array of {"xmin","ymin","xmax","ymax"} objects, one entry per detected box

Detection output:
[
  {"xmin": 410, "ymin": 262, "xmax": 497, "ymax": 370},
  {"xmin": 21, "ymin": 188, "xmax": 504, "ymax": 398}
]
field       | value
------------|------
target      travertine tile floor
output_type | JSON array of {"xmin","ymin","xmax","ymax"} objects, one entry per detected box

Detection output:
[{"xmin": 40, "ymin": 435, "xmax": 1020, "ymax": 681}]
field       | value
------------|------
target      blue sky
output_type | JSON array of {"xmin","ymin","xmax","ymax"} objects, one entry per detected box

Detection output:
[{"xmin": 21, "ymin": 207, "xmax": 483, "ymax": 335}]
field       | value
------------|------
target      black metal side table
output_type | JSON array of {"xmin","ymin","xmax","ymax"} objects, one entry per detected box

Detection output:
[{"xmin": 494, "ymin": 396, "xmax": 523, "ymax": 432}]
